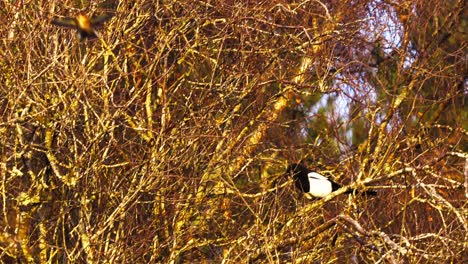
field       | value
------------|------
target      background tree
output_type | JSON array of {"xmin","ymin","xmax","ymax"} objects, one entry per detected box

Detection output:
[{"xmin": 0, "ymin": 0, "xmax": 465, "ymax": 262}]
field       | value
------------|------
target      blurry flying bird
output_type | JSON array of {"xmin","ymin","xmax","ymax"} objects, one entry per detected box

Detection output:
[{"xmin": 52, "ymin": 12, "xmax": 114, "ymax": 40}]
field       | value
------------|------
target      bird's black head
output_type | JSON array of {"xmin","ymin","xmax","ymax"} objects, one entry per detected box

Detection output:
[
  {"xmin": 286, "ymin": 163, "xmax": 311, "ymax": 193},
  {"xmin": 286, "ymin": 163, "xmax": 308, "ymax": 175}
]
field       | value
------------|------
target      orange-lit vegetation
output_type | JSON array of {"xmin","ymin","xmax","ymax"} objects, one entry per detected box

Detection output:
[{"xmin": 0, "ymin": 0, "xmax": 466, "ymax": 262}]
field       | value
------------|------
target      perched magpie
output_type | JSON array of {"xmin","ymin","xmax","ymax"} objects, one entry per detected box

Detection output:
[{"xmin": 286, "ymin": 163, "xmax": 376, "ymax": 198}]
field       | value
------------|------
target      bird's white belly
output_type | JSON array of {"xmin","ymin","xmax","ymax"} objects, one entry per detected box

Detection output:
[{"xmin": 308, "ymin": 178, "xmax": 333, "ymax": 198}]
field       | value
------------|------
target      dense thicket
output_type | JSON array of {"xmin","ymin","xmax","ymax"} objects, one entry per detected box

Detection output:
[{"xmin": 0, "ymin": 0, "xmax": 466, "ymax": 262}]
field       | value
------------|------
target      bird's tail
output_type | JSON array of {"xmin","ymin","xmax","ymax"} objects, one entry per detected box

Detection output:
[{"xmin": 345, "ymin": 189, "xmax": 377, "ymax": 196}]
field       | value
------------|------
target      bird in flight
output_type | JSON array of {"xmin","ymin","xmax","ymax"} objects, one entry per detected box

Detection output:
[{"xmin": 52, "ymin": 12, "xmax": 114, "ymax": 40}]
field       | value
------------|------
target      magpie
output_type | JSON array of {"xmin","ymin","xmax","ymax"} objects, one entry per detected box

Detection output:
[{"xmin": 286, "ymin": 163, "xmax": 377, "ymax": 198}]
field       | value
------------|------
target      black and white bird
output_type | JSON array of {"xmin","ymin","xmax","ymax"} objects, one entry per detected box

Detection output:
[{"xmin": 286, "ymin": 163, "xmax": 376, "ymax": 198}]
